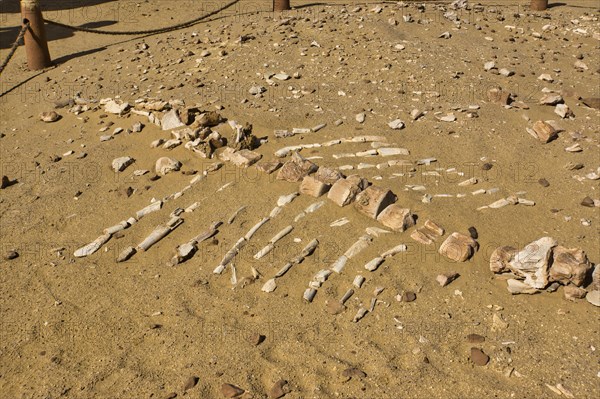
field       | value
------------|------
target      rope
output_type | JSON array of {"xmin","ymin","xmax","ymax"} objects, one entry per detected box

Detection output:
[
  {"xmin": 0, "ymin": 22, "xmax": 30, "ymax": 77},
  {"xmin": 43, "ymin": 0, "xmax": 242, "ymax": 36}
]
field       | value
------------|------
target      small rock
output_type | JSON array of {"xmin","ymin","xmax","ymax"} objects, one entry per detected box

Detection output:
[
  {"xmin": 436, "ymin": 272, "xmax": 459, "ymax": 287},
  {"xmin": 249, "ymin": 86, "xmax": 266, "ymax": 95},
  {"xmin": 439, "ymin": 31, "xmax": 451, "ymax": 39},
  {"xmin": 1, "ymin": 175, "xmax": 14, "ymax": 189},
  {"xmin": 40, "ymin": 111, "xmax": 60, "ymax": 122},
  {"xmin": 161, "ymin": 109, "xmax": 186, "ymax": 131},
  {"xmin": 221, "ymin": 383, "xmax": 244, "ymax": 398},
  {"xmin": 581, "ymin": 196, "xmax": 595, "ymax": 207},
  {"xmin": 356, "ymin": 113, "xmax": 366, "ymax": 123},
  {"xmin": 549, "ymin": 246, "xmax": 592, "ymax": 286},
  {"xmin": 538, "ymin": 178, "xmax": 550, "ymax": 187},
  {"xmin": 499, "ymin": 68, "xmax": 514, "ymax": 77},
  {"xmin": 273, "ymin": 73, "xmax": 290, "ymax": 81},
  {"xmin": 268, "ymin": 380, "xmax": 289, "ymax": 399},
  {"xmin": 342, "ymin": 367, "xmax": 367, "ymax": 380},
  {"xmin": 538, "ymin": 73, "xmax": 553, "ymax": 82},
  {"xmin": 466, "ymin": 334, "xmax": 485, "ymax": 344},
  {"xmin": 112, "ymin": 156, "xmax": 135, "ymax": 172},
  {"xmin": 563, "ymin": 285, "xmax": 587, "ymax": 301},
  {"xmin": 470, "ymin": 348, "xmax": 489, "ymax": 366},
  {"xmin": 439, "ymin": 232, "xmax": 478, "ymax": 262},
  {"xmin": 104, "ymin": 100, "xmax": 130, "ymax": 115},
  {"xmin": 248, "ymin": 333, "xmax": 265, "ymax": 346},
  {"xmin": 586, "ymin": 290, "xmax": 600, "ymax": 307},
  {"xmin": 507, "ymin": 279, "xmax": 539, "ymax": 295},
  {"xmin": 399, "ymin": 291, "xmax": 416, "ymax": 302},
  {"xmin": 528, "ymin": 120, "xmax": 558, "ymax": 143},
  {"xmin": 4, "ymin": 250, "xmax": 19, "ymax": 260},
  {"xmin": 539, "ymin": 93, "xmax": 563, "ymax": 105},
  {"xmin": 388, "ymin": 119, "xmax": 405, "ymax": 129},
  {"xmin": 155, "ymin": 157, "xmax": 182, "ymax": 175},
  {"xmin": 555, "ymin": 104, "xmax": 574, "ymax": 119},
  {"xmin": 277, "ymin": 152, "xmax": 318, "ymax": 182},
  {"xmin": 376, "ymin": 205, "xmax": 415, "ymax": 232},
  {"xmin": 484, "ymin": 61, "xmax": 496, "ymax": 71},
  {"xmin": 183, "ymin": 376, "xmax": 199, "ymax": 391}
]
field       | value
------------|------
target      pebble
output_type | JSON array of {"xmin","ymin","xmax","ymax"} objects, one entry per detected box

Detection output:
[
  {"xmin": 466, "ymin": 334, "xmax": 485, "ymax": 344},
  {"xmin": 268, "ymin": 380, "xmax": 289, "ymax": 399},
  {"xmin": 1, "ymin": 175, "xmax": 13, "ymax": 189},
  {"xmin": 538, "ymin": 178, "xmax": 550, "ymax": 187},
  {"xmin": 221, "ymin": 383, "xmax": 244, "ymax": 398},
  {"xmin": 399, "ymin": 291, "xmax": 416, "ymax": 302},
  {"xmin": 342, "ymin": 367, "xmax": 367, "ymax": 380},
  {"xmin": 356, "ymin": 113, "xmax": 366, "ymax": 123},
  {"xmin": 499, "ymin": 68, "xmax": 514, "ymax": 77},
  {"xmin": 484, "ymin": 61, "xmax": 496, "ymax": 71},
  {"xmin": 249, "ymin": 86, "xmax": 266, "ymax": 95},
  {"xmin": 248, "ymin": 333, "xmax": 265, "ymax": 346},
  {"xmin": 4, "ymin": 250, "xmax": 19, "ymax": 260},
  {"xmin": 581, "ymin": 197, "xmax": 595, "ymax": 207},
  {"xmin": 183, "ymin": 376, "xmax": 199, "ymax": 391},
  {"xmin": 470, "ymin": 348, "xmax": 490, "ymax": 366}
]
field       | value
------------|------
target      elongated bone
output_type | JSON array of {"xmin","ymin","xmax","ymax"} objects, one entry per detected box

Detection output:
[
  {"xmin": 369, "ymin": 297, "xmax": 377, "ymax": 312},
  {"xmin": 341, "ymin": 288, "xmax": 354, "ymax": 304},
  {"xmin": 294, "ymin": 201, "xmax": 325, "ymax": 222},
  {"xmin": 254, "ymin": 243, "xmax": 274, "ymax": 260},
  {"xmin": 270, "ymin": 206, "xmax": 283, "ymax": 218},
  {"xmin": 138, "ymin": 217, "xmax": 182, "ymax": 252},
  {"xmin": 244, "ymin": 217, "xmax": 270, "ymax": 241},
  {"xmin": 303, "ymin": 288, "xmax": 317, "ymax": 302},
  {"xmin": 74, "ymin": 233, "xmax": 111, "ymax": 257},
  {"xmin": 254, "ymin": 226, "xmax": 294, "ymax": 259},
  {"xmin": 275, "ymin": 262, "xmax": 294, "ymax": 278},
  {"xmin": 314, "ymin": 269, "xmax": 332, "ymax": 283},
  {"xmin": 301, "ymin": 239, "xmax": 319, "ymax": 257},
  {"xmin": 277, "ymin": 192, "xmax": 299, "ymax": 206},
  {"xmin": 214, "ymin": 237, "xmax": 247, "ymax": 274},
  {"xmin": 190, "ymin": 221, "xmax": 222, "ymax": 244},
  {"xmin": 331, "ymin": 255, "xmax": 349, "ymax": 274},
  {"xmin": 104, "ymin": 221, "xmax": 129, "ymax": 235},
  {"xmin": 344, "ymin": 234, "xmax": 373, "ymax": 259},
  {"xmin": 136, "ymin": 200, "xmax": 162, "ymax": 219},
  {"xmin": 352, "ymin": 307, "xmax": 369, "ymax": 322},
  {"xmin": 353, "ymin": 275, "xmax": 366, "ymax": 288},
  {"xmin": 365, "ymin": 257, "xmax": 385, "ymax": 271},
  {"xmin": 228, "ymin": 206, "xmax": 246, "ymax": 224},
  {"xmin": 230, "ymin": 263, "xmax": 237, "ymax": 285},
  {"xmin": 381, "ymin": 244, "xmax": 407, "ymax": 258},
  {"xmin": 185, "ymin": 202, "xmax": 200, "ymax": 213},
  {"xmin": 270, "ymin": 225, "xmax": 294, "ymax": 244},
  {"xmin": 116, "ymin": 246, "xmax": 136, "ymax": 262}
]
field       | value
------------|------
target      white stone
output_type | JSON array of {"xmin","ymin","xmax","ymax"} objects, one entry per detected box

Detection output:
[
  {"xmin": 112, "ymin": 156, "xmax": 135, "ymax": 172},
  {"xmin": 508, "ymin": 237, "xmax": 557, "ymax": 289},
  {"xmin": 388, "ymin": 119, "xmax": 405, "ymax": 129},
  {"xmin": 161, "ymin": 109, "xmax": 185, "ymax": 131}
]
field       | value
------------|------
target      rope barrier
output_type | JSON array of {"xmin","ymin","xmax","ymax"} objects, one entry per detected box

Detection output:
[
  {"xmin": 43, "ymin": 0, "xmax": 242, "ymax": 36},
  {"xmin": 0, "ymin": 22, "xmax": 30, "ymax": 77}
]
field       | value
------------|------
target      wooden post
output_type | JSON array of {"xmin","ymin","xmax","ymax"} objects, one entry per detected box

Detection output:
[
  {"xmin": 274, "ymin": 0, "xmax": 290, "ymax": 12},
  {"xmin": 20, "ymin": 0, "xmax": 51, "ymax": 70},
  {"xmin": 530, "ymin": 0, "xmax": 549, "ymax": 11}
]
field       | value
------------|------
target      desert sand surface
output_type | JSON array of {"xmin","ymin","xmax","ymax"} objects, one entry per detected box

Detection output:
[{"xmin": 0, "ymin": 1, "xmax": 599, "ymax": 398}]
